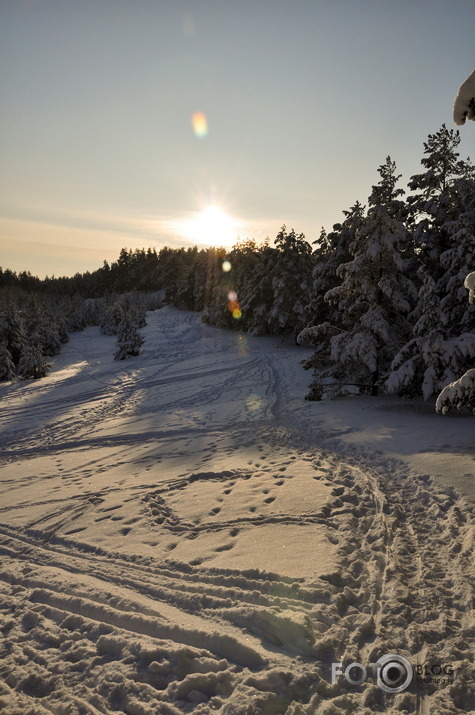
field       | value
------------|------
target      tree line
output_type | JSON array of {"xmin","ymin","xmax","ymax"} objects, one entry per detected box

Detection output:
[{"xmin": 1, "ymin": 126, "xmax": 474, "ymax": 412}]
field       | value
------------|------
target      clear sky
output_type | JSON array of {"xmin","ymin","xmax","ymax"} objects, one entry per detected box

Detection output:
[{"xmin": 1, "ymin": 0, "xmax": 474, "ymax": 278}]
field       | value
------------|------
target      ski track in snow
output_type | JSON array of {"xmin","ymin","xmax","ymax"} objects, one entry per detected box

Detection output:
[{"xmin": 0, "ymin": 307, "xmax": 473, "ymax": 714}]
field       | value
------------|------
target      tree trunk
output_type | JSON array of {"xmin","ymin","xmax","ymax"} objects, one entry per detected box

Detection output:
[{"xmin": 371, "ymin": 368, "xmax": 379, "ymax": 396}]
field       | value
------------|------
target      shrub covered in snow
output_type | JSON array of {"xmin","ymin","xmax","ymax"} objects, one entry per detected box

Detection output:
[
  {"xmin": 0, "ymin": 294, "xmax": 76, "ymax": 382},
  {"xmin": 436, "ymin": 368, "xmax": 475, "ymax": 414}
]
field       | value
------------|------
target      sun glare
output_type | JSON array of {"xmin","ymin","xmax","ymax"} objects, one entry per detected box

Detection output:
[{"xmin": 177, "ymin": 205, "xmax": 239, "ymax": 247}]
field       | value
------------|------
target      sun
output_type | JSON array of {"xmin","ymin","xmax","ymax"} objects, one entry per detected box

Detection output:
[{"xmin": 177, "ymin": 205, "xmax": 239, "ymax": 247}]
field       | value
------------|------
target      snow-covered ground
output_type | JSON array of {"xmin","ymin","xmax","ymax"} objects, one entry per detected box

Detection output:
[{"xmin": 0, "ymin": 306, "xmax": 473, "ymax": 714}]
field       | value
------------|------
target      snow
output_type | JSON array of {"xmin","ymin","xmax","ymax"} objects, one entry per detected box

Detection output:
[
  {"xmin": 0, "ymin": 306, "xmax": 473, "ymax": 713},
  {"xmin": 453, "ymin": 69, "xmax": 475, "ymax": 125},
  {"xmin": 465, "ymin": 270, "xmax": 475, "ymax": 303},
  {"xmin": 436, "ymin": 368, "xmax": 475, "ymax": 416}
]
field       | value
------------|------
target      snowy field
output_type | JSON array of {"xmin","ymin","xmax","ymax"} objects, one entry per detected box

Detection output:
[{"xmin": 0, "ymin": 306, "xmax": 473, "ymax": 714}]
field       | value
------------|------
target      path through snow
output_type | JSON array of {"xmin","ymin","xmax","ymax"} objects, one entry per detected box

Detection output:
[{"xmin": 0, "ymin": 307, "xmax": 473, "ymax": 713}]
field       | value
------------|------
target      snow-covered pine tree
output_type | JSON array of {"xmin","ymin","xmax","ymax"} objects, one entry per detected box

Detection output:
[
  {"xmin": 298, "ymin": 203, "xmax": 365, "ymax": 368},
  {"xmin": 200, "ymin": 248, "xmax": 228, "ymax": 326},
  {"xmin": 0, "ymin": 306, "xmax": 28, "ymax": 368},
  {"xmin": 123, "ymin": 293, "xmax": 147, "ymax": 329},
  {"xmin": 114, "ymin": 318, "xmax": 145, "ymax": 360},
  {"xmin": 100, "ymin": 299, "xmax": 126, "ymax": 336},
  {"xmin": 388, "ymin": 133, "xmax": 475, "ymax": 400},
  {"xmin": 407, "ymin": 125, "xmax": 474, "ymax": 276},
  {"xmin": 238, "ymin": 242, "xmax": 277, "ymax": 336},
  {"xmin": 436, "ymin": 271, "xmax": 475, "ymax": 415},
  {"xmin": 311, "ymin": 157, "xmax": 416, "ymax": 397},
  {"xmin": 207, "ymin": 245, "xmax": 264, "ymax": 331},
  {"xmin": 54, "ymin": 306, "xmax": 70, "ymax": 345},
  {"xmin": 17, "ymin": 342, "xmax": 50, "ymax": 379},
  {"xmin": 267, "ymin": 227, "xmax": 313, "ymax": 337},
  {"xmin": 24, "ymin": 298, "xmax": 63, "ymax": 358},
  {"xmin": 436, "ymin": 368, "xmax": 475, "ymax": 415},
  {"xmin": 64, "ymin": 295, "xmax": 90, "ymax": 332},
  {"xmin": 0, "ymin": 341, "xmax": 15, "ymax": 381},
  {"xmin": 439, "ymin": 177, "xmax": 475, "ymax": 332},
  {"xmin": 309, "ymin": 204, "xmax": 365, "ymax": 326},
  {"xmin": 215, "ymin": 240, "xmax": 259, "ymax": 333},
  {"xmin": 435, "ymin": 92, "xmax": 475, "ymax": 414},
  {"xmin": 387, "ymin": 273, "xmax": 475, "ymax": 399},
  {"xmin": 191, "ymin": 249, "xmax": 215, "ymax": 313},
  {"xmin": 170, "ymin": 249, "xmax": 198, "ymax": 309}
]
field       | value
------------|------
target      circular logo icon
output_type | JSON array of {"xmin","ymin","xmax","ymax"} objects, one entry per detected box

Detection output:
[{"xmin": 376, "ymin": 654, "xmax": 413, "ymax": 693}]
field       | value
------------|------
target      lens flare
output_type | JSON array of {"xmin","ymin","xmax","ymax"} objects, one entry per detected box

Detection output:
[
  {"xmin": 237, "ymin": 334, "xmax": 249, "ymax": 356},
  {"xmin": 223, "ymin": 260, "xmax": 232, "ymax": 272},
  {"xmin": 192, "ymin": 112, "xmax": 208, "ymax": 138},
  {"xmin": 227, "ymin": 292, "xmax": 242, "ymax": 320}
]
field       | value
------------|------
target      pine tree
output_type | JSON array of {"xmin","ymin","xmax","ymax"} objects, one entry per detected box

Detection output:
[
  {"xmin": 299, "ymin": 203, "xmax": 365, "ymax": 349},
  {"xmin": 308, "ymin": 158, "xmax": 416, "ymax": 397},
  {"xmin": 436, "ymin": 369, "xmax": 475, "ymax": 414},
  {"xmin": 438, "ymin": 177, "xmax": 475, "ymax": 333},
  {"xmin": 64, "ymin": 295, "xmax": 90, "ymax": 331},
  {"xmin": 123, "ymin": 294, "xmax": 147, "ymax": 329},
  {"xmin": 435, "ymin": 271, "xmax": 475, "ymax": 415},
  {"xmin": 0, "ymin": 341, "xmax": 15, "ymax": 381},
  {"xmin": 388, "ymin": 140, "xmax": 475, "ymax": 400},
  {"xmin": 100, "ymin": 300, "xmax": 126, "ymax": 336},
  {"xmin": 24, "ymin": 299, "xmax": 63, "ymax": 357},
  {"xmin": 386, "ymin": 274, "xmax": 474, "ymax": 399},
  {"xmin": 407, "ymin": 124, "xmax": 474, "ymax": 273},
  {"xmin": 239, "ymin": 243, "xmax": 277, "ymax": 335},
  {"xmin": 0, "ymin": 306, "xmax": 28, "ymax": 366},
  {"xmin": 114, "ymin": 318, "xmax": 145, "ymax": 360},
  {"xmin": 200, "ymin": 249, "xmax": 228, "ymax": 326},
  {"xmin": 267, "ymin": 226, "xmax": 313, "ymax": 336},
  {"xmin": 17, "ymin": 343, "xmax": 50, "ymax": 379}
]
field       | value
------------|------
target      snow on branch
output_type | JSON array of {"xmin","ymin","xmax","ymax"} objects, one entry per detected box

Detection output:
[
  {"xmin": 453, "ymin": 70, "xmax": 475, "ymax": 126},
  {"xmin": 436, "ymin": 368, "xmax": 475, "ymax": 415},
  {"xmin": 464, "ymin": 271, "xmax": 475, "ymax": 304}
]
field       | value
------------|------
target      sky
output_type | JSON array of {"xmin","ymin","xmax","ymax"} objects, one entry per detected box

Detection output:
[{"xmin": 1, "ymin": 0, "xmax": 474, "ymax": 278}]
